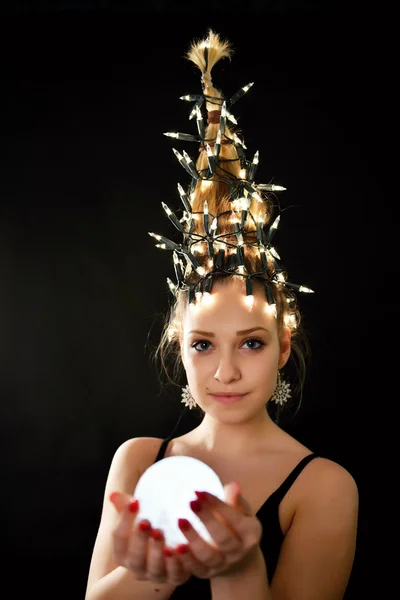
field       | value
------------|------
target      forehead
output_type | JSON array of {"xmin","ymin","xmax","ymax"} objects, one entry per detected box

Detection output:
[{"xmin": 182, "ymin": 278, "xmax": 277, "ymax": 333}]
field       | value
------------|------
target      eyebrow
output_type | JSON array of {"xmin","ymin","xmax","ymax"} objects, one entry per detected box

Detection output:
[{"xmin": 188, "ymin": 327, "xmax": 270, "ymax": 337}]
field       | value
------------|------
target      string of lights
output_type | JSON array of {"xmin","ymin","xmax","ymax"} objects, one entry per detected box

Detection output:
[{"xmin": 149, "ymin": 75, "xmax": 314, "ymax": 313}]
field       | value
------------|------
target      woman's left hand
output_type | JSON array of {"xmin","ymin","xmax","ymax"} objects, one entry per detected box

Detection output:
[{"xmin": 172, "ymin": 481, "xmax": 263, "ymax": 579}]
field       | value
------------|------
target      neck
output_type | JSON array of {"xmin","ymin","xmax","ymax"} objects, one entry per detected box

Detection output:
[{"xmin": 189, "ymin": 409, "xmax": 280, "ymax": 458}]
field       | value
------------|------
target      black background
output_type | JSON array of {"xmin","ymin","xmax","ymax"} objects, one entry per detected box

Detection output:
[{"xmin": 0, "ymin": 2, "xmax": 394, "ymax": 598}]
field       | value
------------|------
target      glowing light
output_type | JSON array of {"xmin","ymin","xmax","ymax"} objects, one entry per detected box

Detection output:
[
  {"xmin": 183, "ymin": 150, "xmax": 194, "ymax": 166},
  {"xmin": 243, "ymin": 82, "xmax": 254, "ymax": 93},
  {"xmin": 196, "ymin": 266, "xmax": 206, "ymax": 276},
  {"xmin": 230, "ymin": 210, "xmax": 239, "ymax": 224},
  {"xmin": 210, "ymin": 217, "xmax": 218, "ymax": 230},
  {"xmin": 239, "ymin": 169, "xmax": 247, "ymax": 179},
  {"xmin": 167, "ymin": 278, "xmax": 176, "ymax": 293},
  {"xmin": 299, "ymin": 286, "xmax": 315, "ymax": 293},
  {"xmin": 162, "ymin": 202, "xmax": 172, "ymax": 216},
  {"xmin": 172, "ymin": 148, "xmax": 184, "ymax": 161},
  {"xmin": 226, "ymin": 110, "xmax": 238, "ymax": 124},
  {"xmin": 244, "ymin": 294, "xmax": 254, "ymax": 308},
  {"xmin": 276, "ymin": 272, "xmax": 286, "ymax": 283},
  {"xmin": 164, "ymin": 132, "xmax": 179, "ymax": 139},
  {"xmin": 192, "ymin": 243, "xmax": 205, "ymax": 254},
  {"xmin": 270, "ymin": 215, "xmax": 280, "ymax": 231},
  {"xmin": 201, "ymin": 180, "xmax": 212, "ymax": 191},
  {"xmin": 284, "ymin": 313, "xmax": 298, "ymax": 329},
  {"xmin": 195, "ymin": 291, "xmax": 203, "ymax": 302},
  {"xmin": 204, "ymin": 200, "xmax": 208, "ymax": 214},
  {"xmin": 148, "ymin": 232, "xmax": 161, "ymax": 241},
  {"xmin": 232, "ymin": 133, "xmax": 247, "ymax": 149},
  {"xmin": 258, "ymin": 184, "xmax": 287, "ymax": 192},
  {"xmin": 133, "ymin": 456, "xmax": 225, "ymax": 548},
  {"xmin": 202, "ymin": 292, "xmax": 213, "ymax": 305},
  {"xmin": 266, "ymin": 302, "xmax": 277, "ymax": 318},
  {"xmin": 269, "ymin": 246, "xmax": 281, "ymax": 260}
]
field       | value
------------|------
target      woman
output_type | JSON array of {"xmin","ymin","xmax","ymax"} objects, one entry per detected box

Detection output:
[{"xmin": 85, "ymin": 29, "xmax": 359, "ymax": 600}]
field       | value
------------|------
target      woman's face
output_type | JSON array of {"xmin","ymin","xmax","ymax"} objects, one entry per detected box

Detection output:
[{"xmin": 180, "ymin": 278, "xmax": 291, "ymax": 416}]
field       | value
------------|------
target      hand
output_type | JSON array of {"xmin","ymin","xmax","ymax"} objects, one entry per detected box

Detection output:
[
  {"xmin": 174, "ymin": 481, "xmax": 263, "ymax": 579},
  {"xmin": 109, "ymin": 491, "xmax": 192, "ymax": 586}
]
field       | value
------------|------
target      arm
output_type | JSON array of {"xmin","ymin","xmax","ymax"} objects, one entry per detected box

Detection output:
[
  {"xmin": 211, "ymin": 546, "xmax": 272, "ymax": 600},
  {"xmin": 211, "ymin": 459, "xmax": 359, "ymax": 600},
  {"xmin": 85, "ymin": 437, "xmax": 178, "ymax": 600}
]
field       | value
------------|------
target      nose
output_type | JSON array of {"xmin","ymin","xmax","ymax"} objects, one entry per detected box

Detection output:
[{"xmin": 214, "ymin": 351, "xmax": 241, "ymax": 385}]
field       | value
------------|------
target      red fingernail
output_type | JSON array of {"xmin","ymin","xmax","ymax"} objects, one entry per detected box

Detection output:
[
  {"xmin": 163, "ymin": 547, "xmax": 174, "ymax": 557},
  {"xmin": 138, "ymin": 520, "xmax": 152, "ymax": 532},
  {"xmin": 128, "ymin": 499, "xmax": 139, "ymax": 513},
  {"xmin": 194, "ymin": 491, "xmax": 209, "ymax": 502},
  {"xmin": 176, "ymin": 544, "xmax": 189, "ymax": 554},
  {"xmin": 190, "ymin": 499, "xmax": 202, "ymax": 513},
  {"xmin": 151, "ymin": 529, "xmax": 163, "ymax": 541},
  {"xmin": 178, "ymin": 518, "xmax": 191, "ymax": 531}
]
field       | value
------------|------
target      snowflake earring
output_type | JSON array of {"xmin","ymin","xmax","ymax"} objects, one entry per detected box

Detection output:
[
  {"xmin": 181, "ymin": 384, "xmax": 197, "ymax": 409},
  {"xmin": 270, "ymin": 370, "xmax": 291, "ymax": 405}
]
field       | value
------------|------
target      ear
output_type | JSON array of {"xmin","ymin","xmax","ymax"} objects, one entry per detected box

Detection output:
[{"xmin": 278, "ymin": 326, "xmax": 291, "ymax": 369}]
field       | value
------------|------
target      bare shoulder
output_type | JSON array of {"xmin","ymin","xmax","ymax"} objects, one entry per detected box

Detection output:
[
  {"xmin": 296, "ymin": 454, "xmax": 359, "ymax": 509},
  {"xmin": 273, "ymin": 428, "xmax": 358, "ymax": 507},
  {"xmin": 106, "ymin": 436, "xmax": 164, "ymax": 495}
]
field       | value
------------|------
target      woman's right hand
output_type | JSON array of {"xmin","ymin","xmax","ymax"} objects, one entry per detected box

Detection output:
[{"xmin": 109, "ymin": 491, "xmax": 193, "ymax": 586}]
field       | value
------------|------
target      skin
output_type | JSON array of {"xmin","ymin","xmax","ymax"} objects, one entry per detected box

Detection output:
[
  {"xmin": 87, "ymin": 277, "xmax": 359, "ymax": 598},
  {"xmin": 180, "ymin": 277, "xmax": 291, "ymax": 459},
  {"xmin": 105, "ymin": 278, "xmax": 291, "ymax": 585}
]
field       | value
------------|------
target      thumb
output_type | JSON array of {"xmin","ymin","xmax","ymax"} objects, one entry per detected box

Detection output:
[
  {"xmin": 109, "ymin": 490, "xmax": 136, "ymax": 513},
  {"xmin": 224, "ymin": 481, "xmax": 254, "ymax": 516}
]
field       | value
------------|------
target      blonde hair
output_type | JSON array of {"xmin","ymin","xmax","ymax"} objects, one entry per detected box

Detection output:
[{"xmin": 152, "ymin": 30, "xmax": 312, "ymax": 422}]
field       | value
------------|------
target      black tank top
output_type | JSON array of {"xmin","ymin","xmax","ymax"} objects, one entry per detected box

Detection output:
[{"xmin": 153, "ymin": 437, "xmax": 319, "ymax": 599}]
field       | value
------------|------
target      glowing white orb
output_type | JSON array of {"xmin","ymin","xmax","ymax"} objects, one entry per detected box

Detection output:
[{"xmin": 133, "ymin": 455, "xmax": 225, "ymax": 548}]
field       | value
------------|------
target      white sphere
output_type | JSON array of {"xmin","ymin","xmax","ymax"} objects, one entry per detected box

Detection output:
[{"xmin": 134, "ymin": 455, "xmax": 225, "ymax": 548}]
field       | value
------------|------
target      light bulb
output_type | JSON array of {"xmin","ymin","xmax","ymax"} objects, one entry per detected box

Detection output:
[{"xmin": 133, "ymin": 456, "xmax": 225, "ymax": 548}]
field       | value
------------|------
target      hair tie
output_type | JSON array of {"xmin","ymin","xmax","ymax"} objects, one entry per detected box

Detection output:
[{"xmin": 207, "ymin": 110, "xmax": 221, "ymax": 124}]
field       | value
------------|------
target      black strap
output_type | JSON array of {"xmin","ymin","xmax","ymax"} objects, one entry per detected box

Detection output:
[{"xmin": 268, "ymin": 454, "xmax": 319, "ymax": 505}]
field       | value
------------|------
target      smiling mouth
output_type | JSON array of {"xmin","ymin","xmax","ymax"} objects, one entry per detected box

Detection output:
[{"xmin": 210, "ymin": 393, "xmax": 246, "ymax": 404}]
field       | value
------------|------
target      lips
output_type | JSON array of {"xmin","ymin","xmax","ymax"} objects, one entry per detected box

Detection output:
[
  {"xmin": 211, "ymin": 392, "xmax": 246, "ymax": 397},
  {"xmin": 210, "ymin": 393, "xmax": 246, "ymax": 404}
]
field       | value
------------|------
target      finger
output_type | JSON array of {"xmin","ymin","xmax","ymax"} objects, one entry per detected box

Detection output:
[
  {"xmin": 112, "ymin": 497, "xmax": 140, "ymax": 565},
  {"xmin": 174, "ymin": 542, "xmax": 211, "ymax": 579},
  {"xmin": 177, "ymin": 515, "xmax": 227, "ymax": 572},
  {"xmin": 109, "ymin": 491, "xmax": 132, "ymax": 513},
  {"xmin": 164, "ymin": 547, "xmax": 192, "ymax": 585},
  {"xmin": 126, "ymin": 518, "xmax": 153, "ymax": 579},
  {"xmin": 146, "ymin": 529, "xmax": 168, "ymax": 582},
  {"xmin": 194, "ymin": 491, "xmax": 261, "ymax": 547},
  {"xmin": 188, "ymin": 499, "xmax": 241, "ymax": 557}
]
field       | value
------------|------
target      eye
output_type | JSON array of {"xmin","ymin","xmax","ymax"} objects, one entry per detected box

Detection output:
[
  {"xmin": 242, "ymin": 338, "xmax": 265, "ymax": 350},
  {"xmin": 192, "ymin": 340, "xmax": 212, "ymax": 352}
]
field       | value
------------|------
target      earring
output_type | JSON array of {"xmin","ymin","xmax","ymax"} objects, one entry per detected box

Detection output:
[
  {"xmin": 270, "ymin": 370, "xmax": 291, "ymax": 405},
  {"xmin": 181, "ymin": 384, "xmax": 197, "ymax": 409}
]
